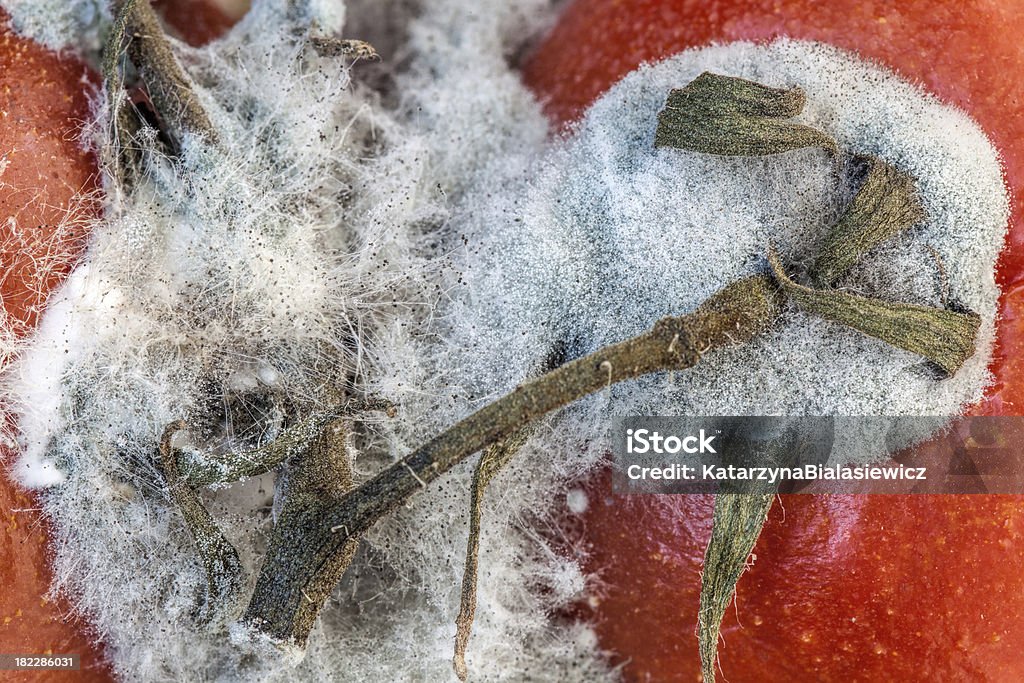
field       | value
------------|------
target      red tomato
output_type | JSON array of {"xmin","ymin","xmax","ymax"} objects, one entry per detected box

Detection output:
[
  {"xmin": 0, "ymin": 11, "xmax": 112, "ymax": 682},
  {"xmin": 1, "ymin": 25, "xmax": 96, "ymax": 332},
  {"xmin": 524, "ymin": 1, "xmax": 1024, "ymax": 681},
  {"xmin": 154, "ymin": 0, "xmax": 249, "ymax": 47}
]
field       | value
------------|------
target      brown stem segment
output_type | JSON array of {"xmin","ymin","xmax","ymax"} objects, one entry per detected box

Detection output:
[
  {"xmin": 241, "ymin": 418, "xmax": 360, "ymax": 646},
  {"xmin": 113, "ymin": 0, "xmax": 218, "ymax": 150},
  {"xmin": 241, "ymin": 275, "xmax": 783, "ymax": 645},
  {"xmin": 102, "ymin": 0, "xmax": 145, "ymax": 184},
  {"xmin": 453, "ymin": 430, "xmax": 533, "ymax": 680},
  {"xmin": 157, "ymin": 421, "xmax": 244, "ymax": 623}
]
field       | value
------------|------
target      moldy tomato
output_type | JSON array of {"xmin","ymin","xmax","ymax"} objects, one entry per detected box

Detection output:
[{"xmin": 524, "ymin": 1, "xmax": 1024, "ymax": 681}]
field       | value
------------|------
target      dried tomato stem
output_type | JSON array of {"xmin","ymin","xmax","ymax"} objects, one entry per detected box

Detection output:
[
  {"xmin": 157, "ymin": 421, "xmax": 244, "ymax": 624},
  {"xmin": 173, "ymin": 398, "xmax": 395, "ymax": 488},
  {"xmin": 454, "ymin": 430, "xmax": 534, "ymax": 680},
  {"xmin": 241, "ymin": 418, "xmax": 361, "ymax": 646},
  {"xmin": 241, "ymin": 274, "xmax": 783, "ymax": 646}
]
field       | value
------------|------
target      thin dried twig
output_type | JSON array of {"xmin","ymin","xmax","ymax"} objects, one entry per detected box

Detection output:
[
  {"xmin": 157, "ymin": 421, "xmax": 244, "ymax": 623},
  {"xmin": 453, "ymin": 430, "xmax": 533, "ymax": 680},
  {"xmin": 174, "ymin": 397, "xmax": 395, "ymax": 487}
]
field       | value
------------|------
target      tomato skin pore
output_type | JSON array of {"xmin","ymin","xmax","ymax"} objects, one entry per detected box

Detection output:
[
  {"xmin": 523, "ymin": 0, "xmax": 1024, "ymax": 414},
  {"xmin": 0, "ymin": 14, "xmax": 112, "ymax": 682},
  {"xmin": 525, "ymin": 2, "xmax": 1024, "ymax": 681}
]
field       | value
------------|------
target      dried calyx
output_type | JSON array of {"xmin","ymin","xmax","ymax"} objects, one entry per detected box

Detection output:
[
  {"xmin": 655, "ymin": 71, "xmax": 836, "ymax": 156},
  {"xmin": 104, "ymin": 18, "xmax": 977, "ymax": 680}
]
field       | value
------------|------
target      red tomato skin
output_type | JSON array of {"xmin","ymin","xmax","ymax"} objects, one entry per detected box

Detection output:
[
  {"xmin": 525, "ymin": 2, "xmax": 1024, "ymax": 682},
  {"xmin": 0, "ymin": 12, "xmax": 112, "ymax": 682},
  {"xmin": 523, "ymin": 0, "xmax": 1024, "ymax": 414},
  {"xmin": 154, "ymin": 0, "xmax": 243, "ymax": 47},
  {"xmin": 570, "ymin": 481, "xmax": 1024, "ymax": 682},
  {"xmin": 0, "ymin": 24, "xmax": 97, "ymax": 332}
]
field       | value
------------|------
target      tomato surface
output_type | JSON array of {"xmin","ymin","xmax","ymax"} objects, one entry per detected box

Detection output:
[
  {"xmin": 524, "ymin": 1, "xmax": 1024, "ymax": 681},
  {"xmin": 154, "ymin": 0, "xmax": 249, "ymax": 47},
  {"xmin": 1, "ymin": 24, "xmax": 96, "ymax": 333},
  {"xmin": 562, "ymin": 475, "xmax": 1024, "ymax": 682},
  {"xmin": 0, "ymin": 11, "xmax": 112, "ymax": 682}
]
